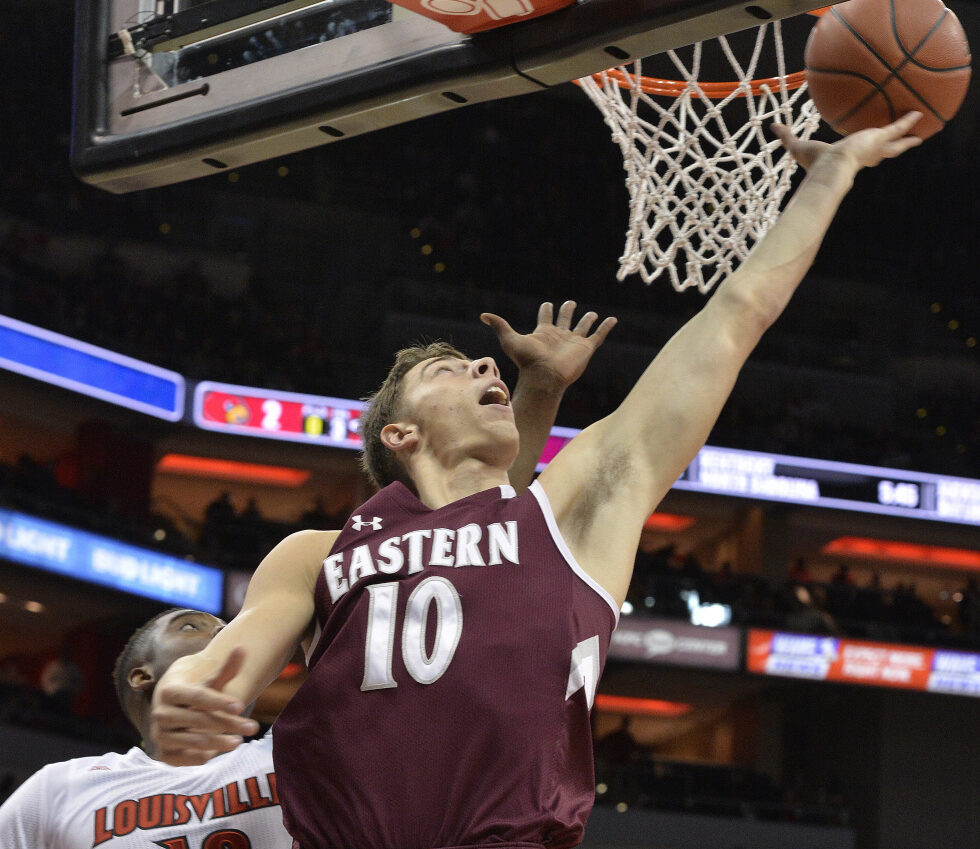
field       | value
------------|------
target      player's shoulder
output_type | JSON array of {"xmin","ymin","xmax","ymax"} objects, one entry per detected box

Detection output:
[
  {"xmin": 266, "ymin": 528, "xmax": 341, "ymax": 566},
  {"xmin": 23, "ymin": 748, "xmax": 137, "ymax": 791}
]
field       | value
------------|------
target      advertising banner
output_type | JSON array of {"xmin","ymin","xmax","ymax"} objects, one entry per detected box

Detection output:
[
  {"xmin": 610, "ymin": 617, "xmax": 741, "ymax": 670},
  {"xmin": 747, "ymin": 629, "xmax": 980, "ymax": 697},
  {"xmin": 0, "ymin": 507, "xmax": 223, "ymax": 613}
]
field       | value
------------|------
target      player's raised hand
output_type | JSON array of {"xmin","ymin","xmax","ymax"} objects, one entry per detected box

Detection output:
[
  {"xmin": 771, "ymin": 111, "xmax": 923, "ymax": 173},
  {"xmin": 151, "ymin": 646, "xmax": 259, "ymax": 765},
  {"xmin": 481, "ymin": 300, "xmax": 617, "ymax": 389}
]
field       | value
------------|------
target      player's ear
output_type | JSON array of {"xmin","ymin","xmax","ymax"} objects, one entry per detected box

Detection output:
[
  {"xmin": 381, "ymin": 422, "xmax": 418, "ymax": 455},
  {"xmin": 128, "ymin": 665, "xmax": 156, "ymax": 693}
]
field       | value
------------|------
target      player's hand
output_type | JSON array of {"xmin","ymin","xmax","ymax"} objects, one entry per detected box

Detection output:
[
  {"xmin": 150, "ymin": 647, "xmax": 259, "ymax": 766},
  {"xmin": 481, "ymin": 300, "xmax": 617, "ymax": 390},
  {"xmin": 771, "ymin": 111, "xmax": 923, "ymax": 173}
]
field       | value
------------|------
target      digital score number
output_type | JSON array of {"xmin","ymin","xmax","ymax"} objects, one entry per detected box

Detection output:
[{"xmin": 877, "ymin": 480, "xmax": 920, "ymax": 509}]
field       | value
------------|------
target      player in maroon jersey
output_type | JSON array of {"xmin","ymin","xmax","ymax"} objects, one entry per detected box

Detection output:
[{"xmin": 149, "ymin": 116, "xmax": 924, "ymax": 849}]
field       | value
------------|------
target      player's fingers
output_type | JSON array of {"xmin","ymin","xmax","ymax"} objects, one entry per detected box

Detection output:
[
  {"xmin": 886, "ymin": 111, "xmax": 922, "ymax": 136},
  {"xmin": 768, "ymin": 122, "xmax": 795, "ymax": 144},
  {"xmin": 480, "ymin": 312, "xmax": 516, "ymax": 340},
  {"xmin": 537, "ymin": 302, "xmax": 554, "ymax": 326},
  {"xmin": 572, "ymin": 310, "xmax": 598, "ymax": 335},
  {"xmin": 588, "ymin": 315, "xmax": 618, "ymax": 346},
  {"xmin": 156, "ymin": 705, "xmax": 258, "ymax": 736},
  {"xmin": 203, "ymin": 645, "xmax": 247, "ymax": 693},
  {"xmin": 156, "ymin": 681, "xmax": 245, "ymax": 715},
  {"xmin": 556, "ymin": 300, "xmax": 576, "ymax": 329},
  {"xmin": 158, "ymin": 729, "xmax": 245, "ymax": 752},
  {"xmin": 885, "ymin": 135, "xmax": 923, "ymax": 158}
]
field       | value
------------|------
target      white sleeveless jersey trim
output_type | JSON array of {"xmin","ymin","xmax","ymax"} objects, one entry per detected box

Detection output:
[
  {"xmin": 528, "ymin": 480, "xmax": 621, "ymax": 623},
  {"xmin": 499, "ymin": 484, "xmax": 516, "ymax": 499},
  {"xmin": 305, "ymin": 617, "xmax": 323, "ymax": 667}
]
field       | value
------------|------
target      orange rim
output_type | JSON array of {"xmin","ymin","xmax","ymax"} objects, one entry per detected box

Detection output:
[
  {"xmin": 592, "ymin": 67, "xmax": 808, "ymax": 98},
  {"xmin": 578, "ymin": 6, "xmax": 828, "ymax": 100}
]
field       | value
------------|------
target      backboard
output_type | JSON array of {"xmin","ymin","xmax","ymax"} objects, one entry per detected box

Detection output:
[{"xmin": 72, "ymin": 0, "xmax": 828, "ymax": 193}]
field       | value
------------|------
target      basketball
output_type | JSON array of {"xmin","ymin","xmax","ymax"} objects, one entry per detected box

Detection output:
[{"xmin": 804, "ymin": 0, "xmax": 972, "ymax": 139}]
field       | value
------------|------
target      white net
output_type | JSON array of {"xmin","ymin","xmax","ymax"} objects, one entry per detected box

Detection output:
[{"xmin": 578, "ymin": 21, "xmax": 822, "ymax": 293}]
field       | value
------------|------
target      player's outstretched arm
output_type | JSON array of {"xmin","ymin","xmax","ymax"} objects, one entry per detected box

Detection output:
[
  {"xmin": 538, "ymin": 113, "xmax": 923, "ymax": 605},
  {"xmin": 482, "ymin": 300, "xmax": 616, "ymax": 492},
  {"xmin": 151, "ymin": 529, "xmax": 335, "ymax": 765}
]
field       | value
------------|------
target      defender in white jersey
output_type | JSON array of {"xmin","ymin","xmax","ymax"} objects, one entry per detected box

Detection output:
[{"xmin": 0, "ymin": 608, "xmax": 292, "ymax": 849}]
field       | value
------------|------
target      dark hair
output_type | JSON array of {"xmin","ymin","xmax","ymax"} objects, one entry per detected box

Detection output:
[
  {"xmin": 359, "ymin": 342, "xmax": 468, "ymax": 490},
  {"xmin": 112, "ymin": 608, "xmax": 185, "ymax": 718}
]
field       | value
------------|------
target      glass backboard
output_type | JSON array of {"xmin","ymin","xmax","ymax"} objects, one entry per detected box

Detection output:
[{"xmin": 72, "ymin": 0, "xmax": 828, "ymax": 192}]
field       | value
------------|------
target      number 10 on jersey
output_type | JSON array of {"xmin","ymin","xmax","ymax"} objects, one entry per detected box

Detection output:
[{"xmin": 361, "ymin": 577, "xmax": 463, "ymax": 690}]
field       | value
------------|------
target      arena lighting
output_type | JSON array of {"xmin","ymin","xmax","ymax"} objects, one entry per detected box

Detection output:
[
  {"xmin": 644, "ymin": 512, "xmax": 695, "ymax": 531},
  {"xmin": 594, "ymin": 694, "xmax": 693, "ymax": 717},
  {"xmin": 822, "ymin": 537, "xmax": 980, "ymax": 571},
  {"xmin": 156, "ymin": 453, "xmax": 310, "ymax": 486}
]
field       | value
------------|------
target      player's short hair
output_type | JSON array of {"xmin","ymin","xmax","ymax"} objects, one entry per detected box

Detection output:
[
  {"xmin": 360, "ymin": 342, "xmax": 468, "ymax": 490},
  {"xmin": 112, "ymin": 608, "xmax": 185, "ymax": 719}
]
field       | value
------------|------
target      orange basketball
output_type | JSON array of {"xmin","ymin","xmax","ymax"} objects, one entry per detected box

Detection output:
[{"xmin": 804, "ymin": 0, "xmax": 972, "ymax": 139}]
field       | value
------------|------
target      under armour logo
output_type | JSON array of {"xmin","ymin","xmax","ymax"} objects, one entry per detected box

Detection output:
[{"xmin": 351, "ymin": 515, "xmax": 383, "ymax": 531}]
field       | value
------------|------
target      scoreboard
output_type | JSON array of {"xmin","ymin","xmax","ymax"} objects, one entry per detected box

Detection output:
[
  {"xmin": 673, "ymin": 445, "xmax": 980, "ymax": 526},
  {"xmin": 193, "ymin": 380, "xmax": 364, "ymax": 448},
  {"xmin": 189, "ymin": 382, "xmax": 980, "ymax": 527}
]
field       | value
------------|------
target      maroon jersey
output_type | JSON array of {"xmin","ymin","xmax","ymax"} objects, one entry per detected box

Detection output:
[{"xmin": 274, "ymin": 481, "xmax": 619, "ymax": 849}]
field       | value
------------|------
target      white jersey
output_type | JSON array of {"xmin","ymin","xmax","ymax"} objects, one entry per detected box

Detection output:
[{"xmin": 0, "ymin": 730, "xmax": 292, "ymax": 849}]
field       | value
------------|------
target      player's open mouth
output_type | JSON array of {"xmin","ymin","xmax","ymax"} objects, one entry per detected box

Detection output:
[{"xmin": 479, "ymin": 385, "xmax": 510, "ymax": 406}]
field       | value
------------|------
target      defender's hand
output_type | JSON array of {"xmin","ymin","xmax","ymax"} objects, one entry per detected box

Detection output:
[
  {"xmin": 151, "ymin": 647, "xmax": 259, "ymax": 766},
  {"xmin": 481, "ymin": 300, "xmax": 617, "ymax": 389},
  {"xmin": 771, "ymin": 111, "xmax": 923, "ymax": 173}
]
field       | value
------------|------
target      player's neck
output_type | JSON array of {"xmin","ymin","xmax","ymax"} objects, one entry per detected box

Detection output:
[
  {"xmin": 410, "ymin": 458, "xmax": 511, "ymax": 509},
  {"xmin": 135, "ymin": 722, "xmax": 160, "ymax": 759},
  {"xmin": 140, "ymin": 738, "xmax": 160, "ymax": 759}
]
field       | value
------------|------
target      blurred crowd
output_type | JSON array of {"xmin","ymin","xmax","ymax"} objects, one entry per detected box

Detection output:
[
  {"xmin": 593, "ymin": 717, "xmax": 849, "ymax": 827},
  {"xmin": 630, "ymin": 546, "xmax": 980, "ymax": 652},
  {"xmin": 2, "ymin": 225, "xmax": 977, "ymax": 477}
]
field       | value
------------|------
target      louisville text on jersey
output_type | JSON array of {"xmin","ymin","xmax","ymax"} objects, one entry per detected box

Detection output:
[
  {"xmin": 91, "ymin": 772, "xmax": 278, "ymax": 846},
  {"xmin": 325, "ymin": 521, "xmax": 519, "ymax": 602}
]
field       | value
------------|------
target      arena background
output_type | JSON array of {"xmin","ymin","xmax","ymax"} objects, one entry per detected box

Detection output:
[{"xmin": 0, "ymin": 1, "xmax": 978, "ymax": 848}]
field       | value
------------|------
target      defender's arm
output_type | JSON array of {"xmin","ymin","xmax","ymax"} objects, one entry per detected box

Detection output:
[{"xmin": 151, "ymin": 529, "xmax": 337, "ymax": 765}]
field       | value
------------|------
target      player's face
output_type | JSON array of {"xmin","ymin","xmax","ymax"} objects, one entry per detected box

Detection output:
[
  {"xmin": 149, "ymin": 609, "xmax": 226, "ymax": 678},
  {"xmin": 398, "ymin": 354, "xmax": 518, "ymax": 465}
]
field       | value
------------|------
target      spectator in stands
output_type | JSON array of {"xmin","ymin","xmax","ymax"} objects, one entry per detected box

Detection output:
[
  {"xmin": 783, "ymin": 585, "xmax": 842, "ymax": 636},
  {"xmin": 788, "ymin": 557, "xmax": 813, "ymax": 585},
  {"xmin": 958, "ymin": 578, "xmax": 980, "ymax": 636},
  {"xmin": 240, "ymin": 496, "xmax": 263, "ymax": 523},
  {"xmin": 595, "ymin": 716, "xmax": 641, "ymax": 804}
]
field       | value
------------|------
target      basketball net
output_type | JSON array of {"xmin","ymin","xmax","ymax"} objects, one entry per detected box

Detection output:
[{"xmin": 578, "ymin": 21, "xmax": 821, "ymax": 293}]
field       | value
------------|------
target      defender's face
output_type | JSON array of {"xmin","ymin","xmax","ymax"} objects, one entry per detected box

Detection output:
[
  {"xmin": 149, "ymin": 609, "xmax": 226, "ymax": 679},
  {"xmin": 398, "ymin": 354, "xmax": 518, "ymax": 465}
]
